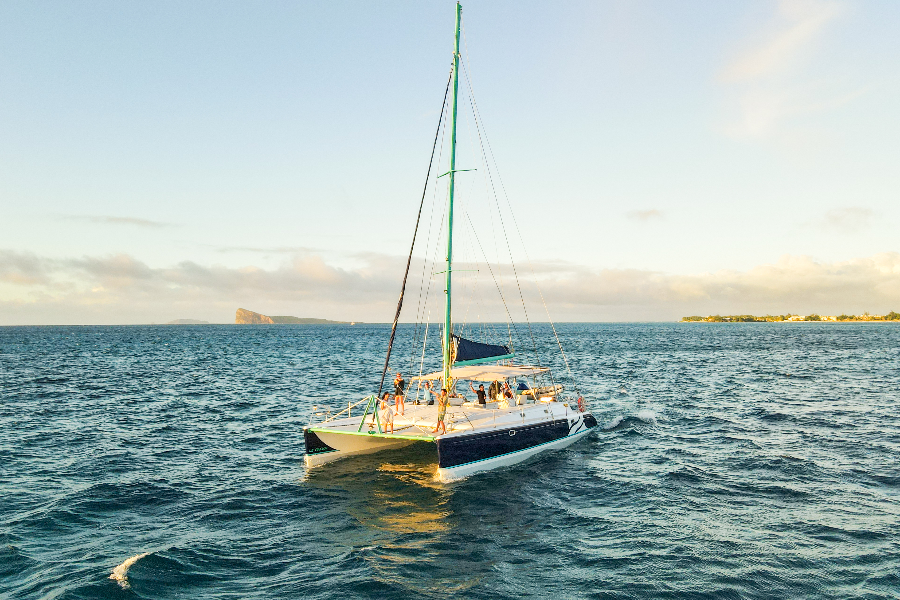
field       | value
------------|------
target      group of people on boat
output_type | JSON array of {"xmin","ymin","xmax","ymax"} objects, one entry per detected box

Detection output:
[
  {"xmin": 468, "ymin": 380, "xmax": 517, "ymax": 406},
  {"xmin": 378, "ymin": 372, "xmax": 407, "ymax": 435},
  {"xmin": 377, "ymin": 370, "xmax": 540, "ymax": 436},
  {"xmin": 376, "ymin": 372, "xmax": 452, "ymax": 436}
]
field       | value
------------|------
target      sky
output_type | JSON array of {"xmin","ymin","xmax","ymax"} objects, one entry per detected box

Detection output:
[{"xmin": 1, "ymin": 0, "xmax": 899, "ymax": 324}]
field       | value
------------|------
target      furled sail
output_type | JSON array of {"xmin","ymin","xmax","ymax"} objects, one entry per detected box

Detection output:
[{"xmin": 452, "ymin": 335, "xmax": 514, "ymax": 366}]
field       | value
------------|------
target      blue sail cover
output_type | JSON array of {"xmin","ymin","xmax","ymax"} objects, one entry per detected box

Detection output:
[{"xmin": 453, "ymin": 335, "xmax": 514, "ymax": 366}]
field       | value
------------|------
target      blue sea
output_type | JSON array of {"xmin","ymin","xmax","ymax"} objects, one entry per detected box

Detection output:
[{"xmin": 1, "ymin": 323, "xmax": 898, "ymax": 599}]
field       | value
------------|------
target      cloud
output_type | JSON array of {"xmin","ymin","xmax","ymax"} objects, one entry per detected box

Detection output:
[
  {"xmin": 720, "ymin": 0, "xmax": 842, "ymax": 84},
  {"xmin": 61, "ymin": 215, "xmax": 173, "ymax": 228},
  {"xmin": 718, "ymin": 0, "xmax": 852, "ymax": 142},
  {"xmin": 0, "ymin": 250, "xmax": 51, "ymax": 286},
  {"xmin": 0, "ymin": 249, "xmax": 408, "ymax": 324},
  {"xmin": 530, "ymin": 252, "xmax": 900, "ymax": 319},
  {"xmin": 626, "ymin": 209, "xmax": 663, "ymax": 222},
  {"xmin": 817, "ymin": 206, "xmax": 874, "ymax": 233},
  {"xmin": 2, "ymin": 249, "xmax": 899, "ymax": 324},
  {"xmin": 212, "ymin": 245, "xmax": 318, "ymax": 255}
]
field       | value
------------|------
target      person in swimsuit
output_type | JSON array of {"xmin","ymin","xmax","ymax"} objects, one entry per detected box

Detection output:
[
  {"xmin": 424, "ymin": 383, "xmax": 448, "ymax": 435},
  {"xmin": 379, "ymin": 392, "xmax": 395, "ymax": 434},
  {"xmin": 393, "ymin": 372, "xmax": 406, "ymax": 415},
  {"xmin": 469, "ymin": 382, "xmax": 487, "ymax": 404}
]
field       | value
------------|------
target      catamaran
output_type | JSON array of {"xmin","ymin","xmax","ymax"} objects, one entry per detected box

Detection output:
[{"xmin": 303, "ymin": 3, "xmax": 598, "ymax": 481}]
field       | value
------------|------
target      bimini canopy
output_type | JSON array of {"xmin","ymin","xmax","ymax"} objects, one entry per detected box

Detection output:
[
  {"xmin": 412, "ymin": 364, "xmax": 549, "ymax": 382},
  {"xmin": 452, "ymin": 335, "xmax": 514, "ymax": 367}
]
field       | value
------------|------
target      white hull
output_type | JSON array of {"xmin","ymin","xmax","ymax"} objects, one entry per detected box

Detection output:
[
  {"xmin": 304, "ymin": 432, "xmax": 417, "ymax": 468},
  {"xmin": 304, "ymin": 401, "xmax": 597, "ymax": 479}
]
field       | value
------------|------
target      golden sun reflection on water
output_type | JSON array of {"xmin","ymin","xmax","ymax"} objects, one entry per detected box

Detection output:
[{"xmin": 302, "ymin": 446, "xmax": 489, "ymax": 594}]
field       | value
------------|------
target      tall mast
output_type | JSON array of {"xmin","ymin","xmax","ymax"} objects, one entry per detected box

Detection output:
[{"xmin": 442, "ymin": 2, "xmax": 462, "ymax": 393}]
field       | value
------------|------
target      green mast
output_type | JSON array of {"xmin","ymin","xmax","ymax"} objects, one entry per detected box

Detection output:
[{"xmin": 442, "ymin": 2, "xmax": 462, "ymax": 398}]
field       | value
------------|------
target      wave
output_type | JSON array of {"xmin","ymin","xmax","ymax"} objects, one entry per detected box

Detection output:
[
  {"xmin": 602, "ymin": 415, "xmax": 624, "ymax": 430},
  {"xmin": 109, "ymin": 552, "xmax": 149, "ymax": 589},
  {"xmin": 636, "ymin": 410, "xmax": 658, "ymax": 425},
  {"xmin": 602, "ymin": 410, "xmax": 660, "ymax": 431}
]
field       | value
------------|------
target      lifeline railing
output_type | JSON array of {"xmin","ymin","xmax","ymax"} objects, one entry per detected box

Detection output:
[{"xmin": 310, "ymin": 396, "xmax": 372, "ymax": 425}]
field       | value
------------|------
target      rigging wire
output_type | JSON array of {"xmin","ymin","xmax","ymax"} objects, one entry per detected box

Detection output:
[
  {"xmin": 463, "ymin": 210, "xmax": 526, "ymax": 344},
  {"xmin": 411, "ymin": 156, "xmax": 451, "ymax": 376},
  {"xmin": 462, "ymin": 21, "xmax": 581, "ymax": 396},
  {"xmin": 377, "ymin": 70, "xmax": 453, "ymax": 398},
  {"xmin": 401, "ymin": 22, "xmax": 573, "ymax": 394},
  {"xmin": 460, "ymin": 25, "xmax": 581, "ymax": 395},
  {"xmin": 415, "ymin": 308, "xmax": 433, "ymax": 403},
  {"xmin": 459, "ymin": 43, "xmax": 541, "ymax": 368},
  {"xmin": 408, "ymin": 73, "xmax": 453, "ymax": 377},
  {"xmin": 455, "ymin": 85, "xmax": 517, "ymax": 351}
]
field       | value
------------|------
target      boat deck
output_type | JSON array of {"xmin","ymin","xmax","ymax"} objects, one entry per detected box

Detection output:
[{"xmin": 308, "ymin": 399, "xmax": 575, "ymax": 441}]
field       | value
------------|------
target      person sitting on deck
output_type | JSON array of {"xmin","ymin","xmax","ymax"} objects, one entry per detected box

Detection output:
[
  {"xmin": 424, "ymin": 383, "xmax": 448, "ymax": 435},
  {"xmin": 379, "ymin": 392, "xmax": 395, "ymax": 434},
  {"xmin": 496, "ymin": 382, "xmax": 514, "ymax": 409},
  {"xmin": 393, "ymin": 372, "xmax": 406, "ymax": 416},
  {"xmin": 469, "ymin": 382, "xmax": 487, "ymax": 405}
]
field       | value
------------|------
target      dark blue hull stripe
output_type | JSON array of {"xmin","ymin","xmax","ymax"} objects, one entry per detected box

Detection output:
[
  {"xmin": 438, "ymin": 423, "xmax": 594, "ymax": 470},
  {"xmin": 437, "ymin": 417, "xmax": 595, "ymax": 469}
]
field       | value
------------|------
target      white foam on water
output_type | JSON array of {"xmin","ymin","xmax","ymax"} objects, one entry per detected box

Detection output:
[
  {"xmin": 603, "ymin": 415, "xmax": 625, "ymax": 430},
  {"xmin": 636, "ymin": 410, "xmax": 658, "ymax": 425},
  {"xmin": 109, "ymin": 552, "xmax": 149, "ymax": 589}
]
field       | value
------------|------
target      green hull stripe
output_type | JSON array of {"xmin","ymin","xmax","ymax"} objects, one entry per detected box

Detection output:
[{"xmin": 307, "ymin": 427, "xmax": 436, "ymax": 443}]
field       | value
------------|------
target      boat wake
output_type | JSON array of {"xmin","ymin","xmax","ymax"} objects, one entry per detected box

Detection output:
[
  {"xmin": 109, "ymin": 552, "xmax": 149, "ymax": 589},
  {"xmin": 603, "ymin": 415, "xmax": 625, "ymax": 430},
  {"xmin": 603, "ymin": 410, "xmax": 659, "ymax": 430}
]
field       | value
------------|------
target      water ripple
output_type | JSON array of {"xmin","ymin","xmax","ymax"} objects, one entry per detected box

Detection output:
[{"xmin": 1, "ymin": 323, "xmax": 898, "ymax": 599}]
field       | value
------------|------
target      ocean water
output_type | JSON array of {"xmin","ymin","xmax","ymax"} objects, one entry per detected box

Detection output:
[{"xmin": 1, "ymin": 323, "xmax": 898, "ymax": 599}]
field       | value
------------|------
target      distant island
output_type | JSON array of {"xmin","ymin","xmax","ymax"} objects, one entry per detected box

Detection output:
[
  {"xmin": 235, "ymin": 308, "xmax": 353, "ymax": 325},
  {"xmin": 166, "ymin": 319, "xmax": 210, "ymax": 325},
  {"xmin": 683, "ymin": 312, "xmax": 900, "ymax": 323}
]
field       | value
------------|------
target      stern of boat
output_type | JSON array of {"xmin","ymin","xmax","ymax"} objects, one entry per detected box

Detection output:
[{"xmin": 304, "ymin": 426, "xmax": 421, "ymax": 468}]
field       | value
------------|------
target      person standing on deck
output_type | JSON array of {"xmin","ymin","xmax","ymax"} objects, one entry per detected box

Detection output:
[
  {"xmin": 469, "ymin": 382, "xmax": 487, "ymax": 405},
  {"xmin": 425, "ymin": 383, "xmax": 448, "ymax": 435},
  {"xmin": 393, "ymin": 372, "xmax": 406, "ymax": 416},
  {"xmin": 379, "ymin": 392, "xmax": 395, "ymax": 434}
]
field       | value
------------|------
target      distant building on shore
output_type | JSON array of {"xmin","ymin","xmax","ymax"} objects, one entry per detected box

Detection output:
[{"xmin": 682, "ymin": 312, "xmax": 900, "ymax": 323}]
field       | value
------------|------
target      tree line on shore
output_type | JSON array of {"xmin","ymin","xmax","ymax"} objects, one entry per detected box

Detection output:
[{"xmin": 682, "ymin": 312, "xmax": 900, "ymax": 322}]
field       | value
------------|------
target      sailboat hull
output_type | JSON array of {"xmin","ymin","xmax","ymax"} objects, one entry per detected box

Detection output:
[
  {"xmin": 303, "ymin": 404, "xmax": 598, "ymax": 478},
  {"xmin": 304, "ymin": 428, "xmax": 421, "ymax": 468},
  {"xmin": 435, "ymin": 413, "xmax": 596, "ymax": 481},
  {"xmin": 436, "ymin": 422, "xmax": 595, "ymax": 481}
]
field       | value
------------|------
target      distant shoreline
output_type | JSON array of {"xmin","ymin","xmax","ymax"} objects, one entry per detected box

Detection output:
[
  {"xmin": 681, "ymin": 320, "xmax": 899, "ymax": 323},
  {"xmin": 2, "ymin": 319, "xmax": 898, "ymax": 327},
  {"xmin": 683, "ymin": 312, "xmax": 900, "ymax": 323}
]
